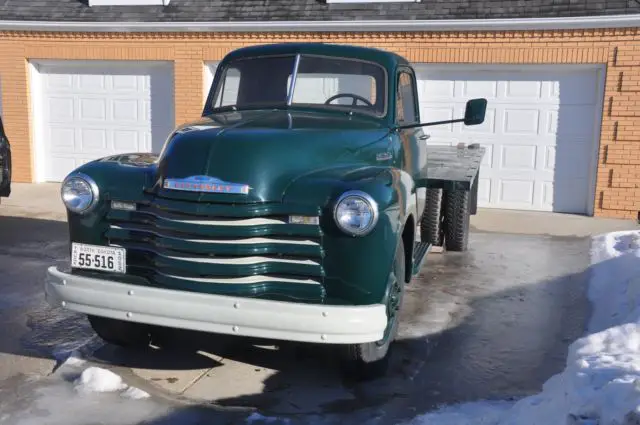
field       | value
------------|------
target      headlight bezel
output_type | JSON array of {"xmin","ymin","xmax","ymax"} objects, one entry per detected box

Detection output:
[
  {"xmin": 60, "ymin": 172, "xmax": 100, "ymax": 214},
  {"xmin": 333, "ymin": 190, "xmax": 379, "ymax": 237}
]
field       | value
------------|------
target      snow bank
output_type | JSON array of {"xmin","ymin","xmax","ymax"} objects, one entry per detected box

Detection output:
[{"xmin": 405, "ymin": 230, "xmax": 640, "ymax": 425}]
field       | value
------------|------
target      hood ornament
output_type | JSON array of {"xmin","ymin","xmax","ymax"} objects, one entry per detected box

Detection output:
[{"xmin": 163, "ymin": 175, "xmax": 250, "ymax": 194}]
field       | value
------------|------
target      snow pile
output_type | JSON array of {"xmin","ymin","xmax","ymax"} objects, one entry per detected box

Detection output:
[
  {"xmin": 74, "ymin": 366, "xmax": 150, "ymax": 399},
  {"xmin": 74, "ymin": 367, "xmax": 128, "ymax": 393},
  {"xmin": 121, "ymin": 386, "xmax": 152, "ymax": 400},
  {"xmin": 406, "ymin": 230, "xmax": 640, "ymax": 425}
]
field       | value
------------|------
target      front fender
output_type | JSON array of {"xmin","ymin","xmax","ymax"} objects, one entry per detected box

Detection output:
[
  {"xmin": 63, "ymin": 153, "xmax": 158, "ymax": 246},
  {"xmin": 283, "ymin": 165, "xmax": 416, "ymax": 306}
]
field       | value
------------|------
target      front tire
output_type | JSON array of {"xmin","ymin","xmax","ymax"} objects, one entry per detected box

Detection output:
[
  {"xmin": 341, "ymin": 238, "xmax": 406, "ymax": 381},
  {"xmin": 88, "ymin": 315, "xmax": 151, "ymax": 349}
]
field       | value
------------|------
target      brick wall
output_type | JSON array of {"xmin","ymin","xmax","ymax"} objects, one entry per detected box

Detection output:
[{"xmin": 0, "ymin": 27, "xmax": 638, "ymax": 219}]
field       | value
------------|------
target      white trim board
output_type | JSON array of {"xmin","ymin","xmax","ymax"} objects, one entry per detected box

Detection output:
[{"xmin": 1, "ymin": 13, "xmax": 640, "ymax": 33}]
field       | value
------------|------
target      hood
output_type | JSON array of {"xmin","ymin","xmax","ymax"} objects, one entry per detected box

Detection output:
[{"xmin": 155, "ymin": 109, "xmax": 391, "ymax": 203}]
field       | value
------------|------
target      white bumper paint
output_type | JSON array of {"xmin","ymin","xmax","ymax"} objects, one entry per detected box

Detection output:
[{"xmin": 44, "ymin": 266, "xmax": 388, "ymax": 344}]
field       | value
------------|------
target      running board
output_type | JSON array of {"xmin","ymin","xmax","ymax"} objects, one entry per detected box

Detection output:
[{"xmin": 412, "ymin": 241, "xmax": 432, "ymax": 275}]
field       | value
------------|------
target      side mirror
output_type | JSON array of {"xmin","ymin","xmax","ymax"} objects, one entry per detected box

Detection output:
[{"xmin": 464, "ymin": 98, "xmax": 487, "ymax": 126}]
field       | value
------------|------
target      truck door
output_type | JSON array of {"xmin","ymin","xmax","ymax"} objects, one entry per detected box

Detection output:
[{"xmin": 396, "ymin": 67, "xmax": 428, "ymax": 219}]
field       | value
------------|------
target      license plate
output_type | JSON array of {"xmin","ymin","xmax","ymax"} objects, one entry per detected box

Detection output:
[{"xmin": 71, "ymin": 243, "xmax": 126, "ymax": 274}]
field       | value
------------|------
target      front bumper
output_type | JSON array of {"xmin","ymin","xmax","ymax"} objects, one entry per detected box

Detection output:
[{"xmin": 45, "ymin": 266, "xmax": 387, "ymax": 344}]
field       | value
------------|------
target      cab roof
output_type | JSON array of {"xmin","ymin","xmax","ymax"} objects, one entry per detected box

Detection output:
[{"xmin": 221, "ymin": 42, "xmax": 409, "ymax": 70}]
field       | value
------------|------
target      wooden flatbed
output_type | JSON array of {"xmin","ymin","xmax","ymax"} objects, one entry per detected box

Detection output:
[{"xmin": 424, "ymin": 144, "xmax": 485, "ymax": 191}]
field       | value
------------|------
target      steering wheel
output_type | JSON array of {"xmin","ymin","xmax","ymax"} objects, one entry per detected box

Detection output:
[{"xmin": 324, "ymin": 93, "xmax": 373, "ymax": 107}]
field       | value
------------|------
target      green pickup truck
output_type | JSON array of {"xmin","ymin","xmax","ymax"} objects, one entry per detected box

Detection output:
[{"xmin": 45, "ymin": 43, "xmax": 486, "ymax": 379}]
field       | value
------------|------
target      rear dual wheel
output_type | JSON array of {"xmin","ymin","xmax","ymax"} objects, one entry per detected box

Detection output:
[
  {"xmin": 420, "ymin": 188, "xmax": 471, "ymax": 252},
  {"xmin": 442, "ymin": 190, "xmax": 471, "ymax": 252}
]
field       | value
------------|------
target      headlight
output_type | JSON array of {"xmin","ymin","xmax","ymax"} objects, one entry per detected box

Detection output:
[
  {"xmin": 333, "ymin": 190, "xmax": 379, "ymax": 236},
  {"xmin": 61, "ymin": 173, "xmax": 99, "ymax": 214}
]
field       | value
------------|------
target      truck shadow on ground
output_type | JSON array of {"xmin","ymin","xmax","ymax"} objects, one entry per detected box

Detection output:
[
  {"xmin": 3, "ymin": 216, "xmax": 631, "ymax": 425},
  {"xmin": 77, "ymin": 232, "xmax": 612, "ymax": 425}
]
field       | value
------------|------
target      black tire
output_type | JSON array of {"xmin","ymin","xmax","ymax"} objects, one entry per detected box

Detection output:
[
  {"xmin": 420, "ymin": 188, "xmax": 444, "ymax": 246},
  {"xmin": 341, "ymin": 238, "xmax": 406, "ymax": 381},
  {"xmin": 87, "ymin": 315, "xmax": 151, "ymax": 349},
  {"xmin": 443, "ymin": 190, "xmax": 471, "ymax": 252}
]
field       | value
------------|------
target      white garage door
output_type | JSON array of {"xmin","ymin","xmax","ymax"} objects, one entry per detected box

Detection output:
[
  {"xmin": 414, "ymin": 66, "xmax": 603, "ymax": 214},
  {"xmin": 32, "ymin": 61, "xmax": 175, "ymax": 182}
]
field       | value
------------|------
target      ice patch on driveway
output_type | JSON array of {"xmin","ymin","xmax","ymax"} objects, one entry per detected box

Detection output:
[
  {"xmin": 1, "ymin": 365, "xmax": 161, "ymax": 425},
  {"xmin": 403, "ymin": 230, "xmax": 640, "ymax": 425}
]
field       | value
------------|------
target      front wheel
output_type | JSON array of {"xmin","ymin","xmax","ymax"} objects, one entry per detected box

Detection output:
[{"xmin": 340, "ymin": 238, "xmax": 406, "ymax": 381}]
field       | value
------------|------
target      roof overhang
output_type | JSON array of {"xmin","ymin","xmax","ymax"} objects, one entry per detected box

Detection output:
[{"xmin": 0, "ymin": 14, "xmax": 639, "ymax": 33}]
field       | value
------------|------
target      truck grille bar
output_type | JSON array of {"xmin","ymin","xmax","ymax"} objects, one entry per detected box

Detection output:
[{"xmin": 104, "ymin": 201, "xmax": 326, "ymax": 302}]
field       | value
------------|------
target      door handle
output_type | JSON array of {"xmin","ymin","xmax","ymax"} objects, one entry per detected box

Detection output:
[{"xmin": 419, "ymin": 134, "xmax": 431, "ymax": 140}]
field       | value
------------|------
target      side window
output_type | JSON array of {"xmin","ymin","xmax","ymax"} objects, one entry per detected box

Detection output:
[
  {"xmin": 215, "ymin": 67, "xmax": 241, "ymax": 107},
  {"xmin": 396, "ymin": 71, "xmax": 418, "ymax": 124}
]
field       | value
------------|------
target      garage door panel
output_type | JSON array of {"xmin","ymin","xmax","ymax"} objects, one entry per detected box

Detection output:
[
  {"xmin": 415, "ymin": 65, "xmax": 601, "ymax": 213},
  {"xmin": 49, "ymin": 127, "xmax": 75, "ymax": 153},
  {"xmin": 500, "ymin": 145, "xmax": 537, "ymax": 170},
  {"xmin": 113, "ymin": 130, "xmax": 141, "ymax": 151},
  {"xmin": 417, "ymin": 79, "xmax": 455, "ymax": 100},
  {"xmin": 78, "ymin": 74, "xmax": 107, "ymax": 91},
  {"xmin": 112, "ymin": 99, "xmax": 138, "ymax": 121},
  {"xmin": 79, "ymin": 128, "xmax": 108, "ymax": 152},
  {"xmin": 502, "ymin": 109, "xmax": 540, "ymax": 136},
  {"xmin": 35, "ymin": 61, "xmax": 174, "ymax": 182},
  {"xmin": 47, "ymin": 98, "xmax": 75, "ymax": 122},
  {"xmin": 78, "ymin": 98, "xmax": 107, "ymax": 121},
  {"xmin": 505, "ymin": 80, "xmax": 542, "ymax": 100},
  {"xmin": 461, "ymin": 79, "xmax": 499, "ymax": 99},
  {"xmin": 499, "ymin": 179, "xmax": 535, "ymax": 206}
]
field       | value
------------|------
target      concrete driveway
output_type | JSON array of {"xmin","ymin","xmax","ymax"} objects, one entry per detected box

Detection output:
[{"xmin": 0, "ymin": 183, "xmax": 638, "ymax": 425}]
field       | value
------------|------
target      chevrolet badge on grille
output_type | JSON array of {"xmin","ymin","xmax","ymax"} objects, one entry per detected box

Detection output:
[{"xmin": 163, "ymin": 175, "xmax": 250, "ymax": 194}]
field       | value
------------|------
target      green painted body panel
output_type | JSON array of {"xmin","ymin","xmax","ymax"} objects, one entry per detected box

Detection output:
[{"xmin": 64, "ymin": 43, "xmax": 433, "ymax": 307}]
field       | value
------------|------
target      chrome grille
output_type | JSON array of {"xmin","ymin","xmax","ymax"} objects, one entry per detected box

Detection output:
[{"xmin": 104, "ymin": 200, "xmax": 325, "ymax": 302}]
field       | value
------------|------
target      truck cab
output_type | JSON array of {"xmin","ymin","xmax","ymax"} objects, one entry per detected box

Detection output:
[{"xmin": 45, "ymin": 43, "xmax": 486, "ymax": 379}]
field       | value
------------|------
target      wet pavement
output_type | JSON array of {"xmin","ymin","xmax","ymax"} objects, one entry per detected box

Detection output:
[{"xmin": 0, "ymin": 205, "xmax": 597, "ymax": 425}]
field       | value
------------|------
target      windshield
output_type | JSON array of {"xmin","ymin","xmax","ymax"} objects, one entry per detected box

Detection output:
[{"xmin": 210, "ymin": 54, "xmax": 387, "ymax": 116}]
